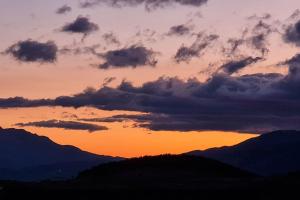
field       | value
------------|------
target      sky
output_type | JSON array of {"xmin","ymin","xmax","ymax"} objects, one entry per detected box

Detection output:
[{"xmin": 1, "ymin": 0, "xmax": 300, "ymax": 157}]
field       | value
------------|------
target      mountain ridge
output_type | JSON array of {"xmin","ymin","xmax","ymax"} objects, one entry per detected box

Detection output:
[
  {"xmin": 0, "ymin": 127, "xmax": 122, "ymax": 181},
  {"xmin": 188, "ymin": 130, "xmax": 300, "ymax": 176}
]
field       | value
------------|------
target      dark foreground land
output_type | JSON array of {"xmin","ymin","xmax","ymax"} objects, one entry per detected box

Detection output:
[{"xmin": 1, "ymin": 155, "xmax": 300, "ymax": 200}]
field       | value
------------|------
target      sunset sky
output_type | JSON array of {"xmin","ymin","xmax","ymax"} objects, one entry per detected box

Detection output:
[{"xmin": 1, "ymin": 0, "xmax": 300, "ymax": 157}]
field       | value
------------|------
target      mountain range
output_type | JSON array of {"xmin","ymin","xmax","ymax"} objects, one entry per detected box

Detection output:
[
  {"xmin": 0, "ymin": 127, "xmax": 121, "ymax": 181},
  {"xmin": 1, "ymin": 128, "xmax": 300, "ymax": 199},
  {"xmin": 2, "ymin": 128, "xmax": 300, "ymax": 182},
  {"xmin": 188, "ymin": 130, "xmax": 300, "ymax": 176}
]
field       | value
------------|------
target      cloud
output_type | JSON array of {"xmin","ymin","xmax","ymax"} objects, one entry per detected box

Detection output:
[
  {"xmin": 5, "ymin": 40, "xmax": 58, "ymax": 63},
  {"xmin": 60, "ymin": 16, "xmax": 99, "ymax": 39},
  {"xmin": 56, "ymin": 5, "xmax": 72, "ymax": 14},
  {"xmin": 16, "ymin": 120, "xmax": 108, "ymax": 132},
  {"xmin": 288, "ymin": 9, "xmax": 300, "ymax": 21},
  {"xmin": 134, "ymin": 28, "xmax": 158, "ymax": 43},
  {"xmin": 98, "ymin": 45, "xmax": 158, "ymax": 69},
  {"xmin": 102, "ymin": 77, "xmax": 117, "ymax": 86},
  {"xmin": 59, "ymin": 44, "xmax": 100, "ymax": 56},
  {"xmin": 102, "ymin": 32, "xmax": 121, "ymax": 46},
  {"xmin": 225, "ymin": 37, "xmax": 246, "ymax": 56},
  {"xmin": 174, "ymin": 33, "xmax": 219, "ymax": 63},
  {"xmin": 80, "ymin": 114, "xmax": 153, "ymax": 123},
  {"xmin": 283, "ymin": 53, "xmax": 300, "ymax": 66},
  {"xmin": 0, "ymin": 97, "xmax": 52, "ymax": 108},
  {"xmin": 248, "ymin": 20, "xmax": 274, "ymax": 56},
  {"xmin": 247, "ymin": 13, "xmax": 272, "ymax": 21},
  {"xmin": 167, "ymin": 24, "xmax": 193, "ymax": 36},
  {"xmin": 3, "ymin": 53, "xmax": 300, "ymax": 133},
  {"xmin": 220, "ymin": 57, "xmax": 263, "ymax": 75},
  {"xmin": 283, "ymin": 19, "xmax": 300, "ymax": 47},
  {"xmin": 79, "ymin": 0, "xmax": 208, "ymax": 11},
  {"xmin": 224, "ymin": 20, "xmax": 276, "ymax": 57},
  {"xmin": 280, "ymin": 54, "xmax": 300, "ymax": 82}
]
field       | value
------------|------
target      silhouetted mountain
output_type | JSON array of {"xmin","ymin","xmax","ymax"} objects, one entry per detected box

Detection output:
[
  {"xmin": 0, "ymin": 127, "xmax": 121, "ymax": 181},
  {"xmin": 75, "ymin": 154, "xmax": 256, "ymax": 189},
  {"xmin": 188, "ymin": 130, "xmax": 300, "ymax": 176}
]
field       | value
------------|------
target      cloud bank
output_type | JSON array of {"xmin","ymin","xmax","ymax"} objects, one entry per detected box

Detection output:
[{"xmin": 2, "ymin": 53, "xmax": 300, "ymax": 133}]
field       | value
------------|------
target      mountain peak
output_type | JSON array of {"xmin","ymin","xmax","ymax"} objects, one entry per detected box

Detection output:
[
  {"xmin": 0, "ymin": 128, "xmax": 121, "ymax": 181},
  {"xmin": 0, "ymin": 127, "xmax": 40, "ymax": 137},
  {"xmin": 189, "ymin": 130, "xmax": 300, "ymax": 176}
]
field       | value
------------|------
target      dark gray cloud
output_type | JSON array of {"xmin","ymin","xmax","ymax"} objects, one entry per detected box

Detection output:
[
  {"xmin": 79, "ymin": 0, "xmax": 208, "ymax": 11},
  {"xmin": 283, "ymin": 20, "xmax": 300, "ymax": 47},
  {"xmin": 220, "ymin": 57, "xmax": 263, "ymax": 75},
  {"xmin": 174, "ymin": 33, "xmax": 219, "ymax": 63},
  {"xmin": 5, "ymin": 40, "xmax": 58, "ymax": 63},
  {"xmin": 114, "ymin": 113, "xmax": 298, "ymax": 133},
  {"xmin": 0, "ymin": 97, "xmax": 53, "ymax": 108},
  {"xmin": 99, "ymin": 45, "xmax": 158, "ymax": 69},
  {"xmin": 16, "ymin": 120, "xmax": 108, "ymax": 132},
  {"xmin": 60, "ymin": 16, "xmax": 99, "ymax": 38},
  {"xmin": 80, "ymin": 114, "xmax": 203, "ymax": 132},
  {"xmin": 280, "ymin": 54, "xmax": 300, "ymax": 83},
  {"xmin": 167, "ymin": 24, "xmax": 193, "ymax": 36},
  {"xmin": 2, "ymin": 53, "xmax": 300, "ymax": 133},
  {"xmin": 56, "ymin": 5, "xmax": 72, "ymax": 14}
]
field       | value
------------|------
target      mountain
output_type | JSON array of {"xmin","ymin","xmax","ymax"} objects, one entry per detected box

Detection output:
[
  {"xmin": 0, "ymin": 127, "xmax": 122, "ymax": 181},
  {"xmin": 188, "ymin": 130, "xmax": 300, "ymax": 176},
  {"xmin": 75, "ymin": 154, "xmax": 256, "ymax": 189}
]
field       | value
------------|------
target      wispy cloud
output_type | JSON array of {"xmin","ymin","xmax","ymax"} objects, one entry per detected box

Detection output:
[
  {"xmin": 79, "ymin": 0, "xmax": 208, "ymax": 11},
  {"xmin": 16, "ymin": 120, "xmax": 108, "ymax": 132}
]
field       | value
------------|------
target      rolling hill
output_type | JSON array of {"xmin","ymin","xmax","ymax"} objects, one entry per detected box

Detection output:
[
  {"xmin": 75, "ymin": 154, "xmax": 256, "ymax": 189},
  {"xmin": 1, "ymin": 155, "xmax": 300, "ymax": 200}
]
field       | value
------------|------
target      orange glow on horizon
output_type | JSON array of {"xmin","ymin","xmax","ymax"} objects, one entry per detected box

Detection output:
[{"xmin": 0, "ymin": 107, "xmax": 257, "ymax": 158}]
